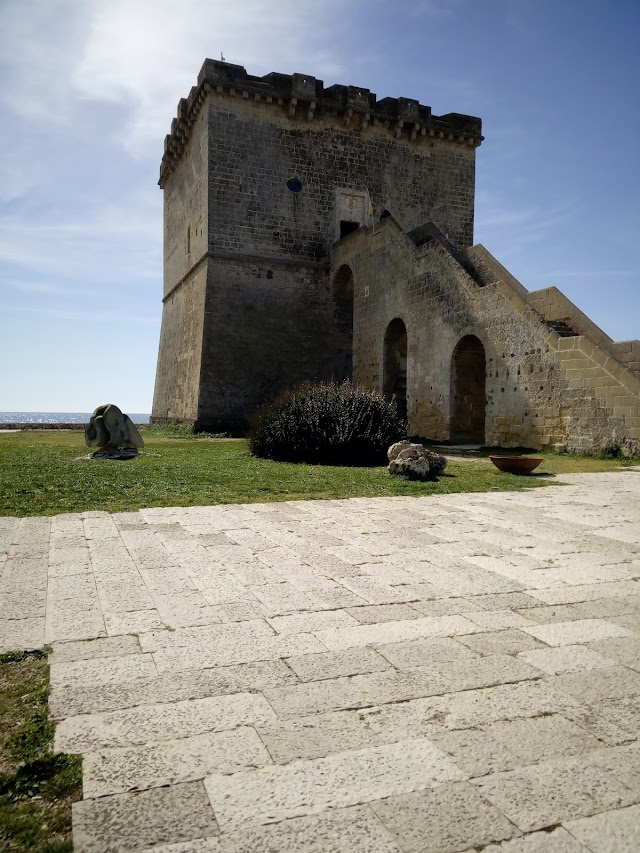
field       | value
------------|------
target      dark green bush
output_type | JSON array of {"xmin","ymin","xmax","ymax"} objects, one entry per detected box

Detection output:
[
  {"xmin": 598, "ymin": 441, "xmax": 622, "ymax": 459},
  {"xmin": 250, "ymin": 381, "xmax": 406, "ymax": 465}
]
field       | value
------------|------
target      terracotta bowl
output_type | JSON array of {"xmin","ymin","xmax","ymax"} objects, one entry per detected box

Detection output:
[{"xmin": 489, "ymin": 455, "xmax": 543, "ymax": 474}]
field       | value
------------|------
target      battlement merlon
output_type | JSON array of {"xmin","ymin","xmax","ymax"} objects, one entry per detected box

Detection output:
[{"xmin": 159, "ymin": 60, "xmax": 484, "ymax": 187}]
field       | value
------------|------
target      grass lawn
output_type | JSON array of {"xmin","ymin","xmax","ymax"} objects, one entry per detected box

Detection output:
[
  {"xmin": 0, "ymin": 650, "xmax": 81, "ymax": 853},
  {"xmin": 0, "ymin": 429, "xmax": 635, "ymax": 517}
]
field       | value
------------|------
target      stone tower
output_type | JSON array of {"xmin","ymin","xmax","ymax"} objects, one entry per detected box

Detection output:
[{"xmin": 151, "ymin": 60, "xmax": 482, "ymax": 432}]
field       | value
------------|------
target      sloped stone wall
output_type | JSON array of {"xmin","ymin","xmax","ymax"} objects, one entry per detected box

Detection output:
[{"xmin": 333, "ymin": 221, "xmax": 639, "ymax": 453}]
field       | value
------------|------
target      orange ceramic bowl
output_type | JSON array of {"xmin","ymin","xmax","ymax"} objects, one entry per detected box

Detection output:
[{"xmin": 489, "ymin": 455, "xmax": 543, "ymax": 474}]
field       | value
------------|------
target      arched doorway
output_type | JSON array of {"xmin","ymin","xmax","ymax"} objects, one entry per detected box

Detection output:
[
  {"xmin": 384, "ymin": 319, "xmax": 407, "ymax": 422},
  {"xmin": 332, "ymin": 265, "xmax": 354, "ymax": 382},
  {"xmin": 450, "ymin": 335, "xmax": 486, "ymax": 443}
]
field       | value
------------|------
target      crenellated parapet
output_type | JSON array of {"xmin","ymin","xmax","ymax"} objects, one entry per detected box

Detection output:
[{"xmin": 159, "ymin": 60, "xmax": 483, "ymax": 186}]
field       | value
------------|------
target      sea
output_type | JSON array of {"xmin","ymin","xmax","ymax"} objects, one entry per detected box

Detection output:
[{"xmin": 0, "ymin": 412, "xmax": 151, "ymax": 424}]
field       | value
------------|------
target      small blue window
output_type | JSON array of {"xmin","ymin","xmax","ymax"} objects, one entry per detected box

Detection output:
[{"xmin": 287, "ymin": 178, "xmax": 302, "ymax": 193}]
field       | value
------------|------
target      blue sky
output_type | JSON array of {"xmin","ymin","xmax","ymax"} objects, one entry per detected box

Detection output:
[{"xmin": 1, "ymin": 0, "xmax": 638, "ymax": 412}]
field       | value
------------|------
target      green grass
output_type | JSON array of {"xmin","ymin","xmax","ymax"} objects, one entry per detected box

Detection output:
[
  {"xmin": 0, "ymin": 650, "xmax": 82, "ymax": 853},
  {"xmin": 0, "ymin": 430, "xmax": 635, "ymax": 517}
]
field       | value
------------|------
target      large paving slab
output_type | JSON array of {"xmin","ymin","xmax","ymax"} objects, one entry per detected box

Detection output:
[{"xmin": 1, "ymin": 469, "xmax": 640, "ymax": 851}]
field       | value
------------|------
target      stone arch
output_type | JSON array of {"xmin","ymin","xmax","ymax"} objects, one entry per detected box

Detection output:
[
  {"xmin": 450, "ymin": 334, "xmax": 487, "ymax": 443},
  {"xmin": 331, "ymin": 265, "xmax": 354, "ymax": 382},
  {"xmin": 384, "ymin": 318, "xmax": 408, "ymax": 422}
]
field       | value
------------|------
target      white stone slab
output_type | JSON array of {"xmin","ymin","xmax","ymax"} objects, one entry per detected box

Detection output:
[
  {"xmin": 55, "ymin": 691, "xmax": 278, "ymax": 752},
  {"xmin": 83, "ymin": 726, "xmax": 272, "ymax": 797},
  {"xmin": 564, "ymin": 804, "xmax": 640, "ymax": 852},
  {"xmin": 521, "ymin": 619, "xmax": 634, "ymax": 646},
  {"xmin": 218, "ymin": 805, "xmax": 402, "ymax": 853},
  {"xmin": 315, "ymin": 614, "xmax": 480, "ymax": 650},
  {"xmin": 204, "ymin": 737, "xmax": 464, "ymax": 831}
]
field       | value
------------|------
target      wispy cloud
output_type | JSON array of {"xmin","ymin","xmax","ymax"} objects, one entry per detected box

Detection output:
[{"xmin": 2, "ymin": 0, "xmax": 350, "ymax": 157}]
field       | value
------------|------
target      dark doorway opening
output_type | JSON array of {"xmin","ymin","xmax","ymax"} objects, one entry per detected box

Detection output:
[
  {"xmin": 384, "ymin": 318, "xmax": 408, "ymax": 422},
  {"xmin": 339, "ymin": 220, "xmax": 360, "ymax": 239},
  {"xmin": 332, "ymin": 265, "xmax": 354, "ymax": 382},
  {"xmin": 450, "ymin": 334, "xmax": 486, "ymax": 443}
]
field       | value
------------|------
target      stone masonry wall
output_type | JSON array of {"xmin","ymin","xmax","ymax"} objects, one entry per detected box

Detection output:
[
  {"xmin": 333, "ymin": 220, "xmax": 639, "ymax": 453},
  {"xmin": 152, "ymin": 103, "xmax": 209, "ymax": 423},
  {"xmin": 197, "ymin": 96, "xmax": 477, "ymax": 429},
  {"xmin": 151, "ymin": 267, "xmax": 207, "ymax": 422},
  {"xmin": 205, "ymin": 98, "xmax": 477, "ymax": 257},
  {"xmin": 196, "ymin": 259, "xmax": 344, "ymax": 432}
]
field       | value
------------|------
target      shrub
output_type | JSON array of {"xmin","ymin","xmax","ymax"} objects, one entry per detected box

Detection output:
[
  {"xmin": 144, "ymin": 423, "xmax": 227, "ymax": 439},
  {"xmin": 250, "ymin": 381, "xmax": 406, "ymax": 465},
  {"xmin": 599, "ymin": 441, "xmax": 622, "ymax": 459}
]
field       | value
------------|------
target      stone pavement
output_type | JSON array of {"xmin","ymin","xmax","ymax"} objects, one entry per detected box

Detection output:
[{"xmin": 1, "ymin": 470, "xmax": 640, "ymax": 852}]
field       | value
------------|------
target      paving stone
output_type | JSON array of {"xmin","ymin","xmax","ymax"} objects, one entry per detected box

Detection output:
[
  {"xmin": 50, "ymin": 653, "xmax": 157, "ymax": 689},
  {"xmin": 466, "ymin": 609, "xmax": 538, "ymax": 630},
  {"xmin": 314, "ymin": 614, "xmax": 480, "ymax": 650},
  {"xmin": 47, "ymin": 573, "xmax": 97, "ymax": 601},
  {"xmin": 248, "ymin": 582, "xmax": 325, "ymax": 615},
  {"xmin": 199, "ymin": 577, "xmax": 255, "ymax": 606},
  {"xmin": 138, "ymin": 619, "xmax": 275, "ymax": 653},
  {"xmin": 370, "ymin": 781, "xmax": 518, "ymax": 852},
  {"xmin": 257, "ymin": 709, "xmax": 383, "ymax": 762},
  {"xmin": 226, "ymin": 562, "xmax": 283, "ymax": 586},
  {"xmin": 521, "ymin": 619, "xmax": 634, "ymax": 646},
  {"xmin": 561, "ymin": 706, "xmax": 634, "ymax": 751},
  {"xmin": 152, "ymin": 593, "xmax": 224, "ymax": 629},
  {"xmin": 0, "ymin": 590, "xmax": 47, "ymax": 619},
  {"xmin": 485, "ymin": 714, "xmax": 603, "ymax": 762},
  {"xmin": 267, "ymin": 609, "xmax": 358, "ymax": 635},
  {"xmin": 0, "ymin": 616, "xmax": 45, "ymax": 652},
  {"xmin": 585, "ymin": 743, "xmax": 640, "ymax": 794},
  {"xmin": 50, "ymin": 659, "xmax": 296, "ymax": 719},
  {"xmin": 408, "ymin": 597, "xmax": 484, "ymax": 616},
  {"xmin": 364, "ymin": 680, "xmax": 580, "ymax": 743},
  {"xmin": 519, "ymin": 645, "xmax": 615, "ymax": 675},
  {"xmin": 474, "ymin": 756, "xmax": 634, "ymax": 832},
  {"xmin": 608, "ymin": 613, "xmax": 640, "ymax": 633},
  {"xmin": 431, "ymin": 728, "xmax": 521, "ymax": 778},
  {"xmin": 286, "ymin": 647, "xmax": 390, "ymax": 681},
  {"xmin": 140, "ymin": 567, "xmax": 197, "ymax": 595},
  {"xmin": 520, "ymin": 604, "xmax": 586, "ymax": 624},
  {"xmin": 96, "ymin": 581, "xmax": 155, "ymax": 613},
  {"xmin": 313, "ymin": 586, "xmax": 369, "ymax": 607},
  {"xmin": 152, "ymin": 631, "xmax": 326, "ymax": 673},
  {"xmin": 55, "ymin": 691, "xmax": 278, "ymax": 752},
  {"xmin": 206, "ymin": 600, "xmax": 273, "ymax": 622},
  {"xmin": 432, "ymin": 654, "xmax": 542, "ymax": 692},
  {"xmin": 103, "ymin": 609, "xmax": 164, "ymax": 635},
  {"xmin": 564, "ymin": 803, "xmax": 640, "ymax": 852},
  {"xmin": 83, "ymin": 727, "xmax": 272, "ymax": 797},
  {"xmin": 49, "ymin": 635, "xmax": 141, "ymax": 663},
  {"xmin": 265, "ymin": 667, "xmax": 450, "ymax": 719},
  {"xmin": 458, "ymin": 629, "xmax": 547, "ymax": 656},
  {"xmin": 338, "ymin": 577, "xmax": 417, "ymax": 604},
  {"xmin": 45, "ymin": 599, "xmax": 106, "ymax": 642},
  {"xmin": 472, "ymin": 592, "xmax": 542, "ymax": 610},
  {"xmin": 219, "ymin": 804, "xmax": 402, "ymax": 853},
  {"xmin": 345, "ymin": 603, "xmax": 419, "ymax": 624},
  {"xmin": 204, "ymin": 737, "xmax": 464, "ymax": 831},
  {"xmin": 138, "ymin": 840, "xmax": 221, "ymax": 853},
  {"xmin": 526, "ymin": 581, "xmax": 640, "ymax": 606},
  {"xmin": 72, "ymin": 781, "xmax": 218, "ymax": 853},
  {"xmin": 376, "ymin": 636, "xmax": 478, "ymax": 669},
  {"xmin": 481, "ymin": 827, "xmax": 589, "ymax": 852},
  {"xmin": 588, "ymin": 637, "xmax": 640, "ymax": 671},
  {"xmin": 547, "ymin": 665, "xmax": 640, "ymax": 703}
]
